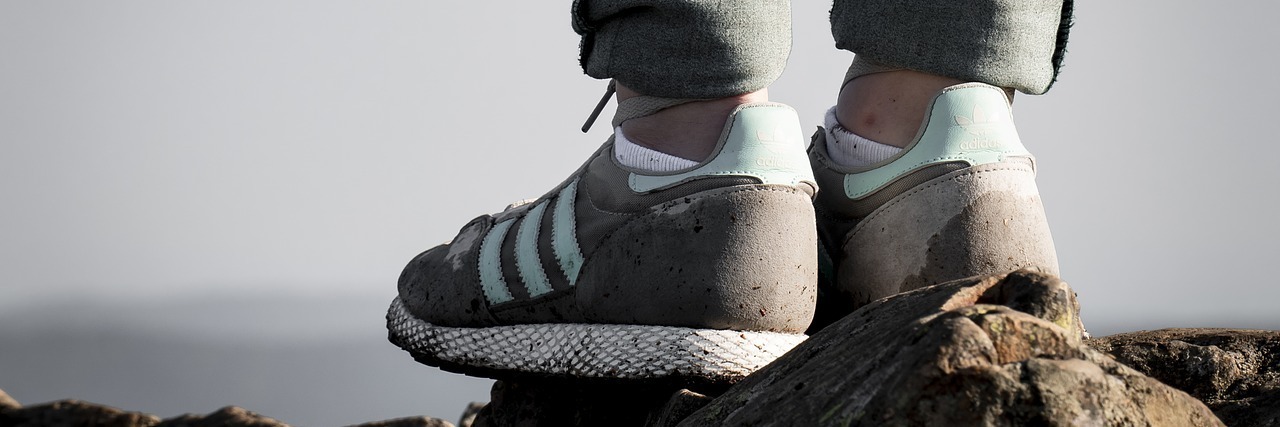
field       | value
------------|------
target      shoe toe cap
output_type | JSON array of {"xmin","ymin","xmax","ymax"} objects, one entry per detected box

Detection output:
[{"xmin": 398, "ymin": 216, "xmax": 499, "ymax": 328}]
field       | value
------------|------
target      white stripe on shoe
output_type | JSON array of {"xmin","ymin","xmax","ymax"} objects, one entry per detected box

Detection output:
[
  {"xmin": 479, "ymin": 219, "xmax": 516, "ymax": 304},
  {"xmin": 552, "ymin": 180, "xmax": 584, "ymax": 287},
  {"xmin": 479, "ymin": 181, "xmax": 586, "ymax": 306},
  {"xmin": 515, "ymin": 201, "xmax": 554, "ymax": 297}
]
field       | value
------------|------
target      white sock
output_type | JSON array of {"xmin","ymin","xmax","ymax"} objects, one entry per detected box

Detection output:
[
  {"xmin": 823, "ymin": 106, "xmax": 902, "ymax": 168},
  {"xmin": 613, "ymin": 127, "xmax": 699, "ymax": 172}
]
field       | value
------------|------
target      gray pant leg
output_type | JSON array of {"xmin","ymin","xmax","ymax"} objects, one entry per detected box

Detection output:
[
  {"xmin": 572, "ymin": 0, "xmax": 791, "ymax": 99},
  {"xmin": 831, "ymin": 0, "xmax": 1074, "ymax": 94}
]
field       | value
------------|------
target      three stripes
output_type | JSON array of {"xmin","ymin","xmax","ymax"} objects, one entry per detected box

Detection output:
[{"xmin": 478, "ymin": 180, "xmax": 584, "ymax": 305}]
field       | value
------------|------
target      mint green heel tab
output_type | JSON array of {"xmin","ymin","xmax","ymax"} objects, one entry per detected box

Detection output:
[
  {"xmin": 628, "ymin": 104, "xmax": 816, "ymax": 193},
  {"xmin": 844, "ymin": 84, "xmax": 1032, "ymax": 200}
]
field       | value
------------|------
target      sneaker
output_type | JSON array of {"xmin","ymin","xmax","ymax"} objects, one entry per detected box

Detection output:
[
  {"xmin": 809, "ymin": 83, "xmax": 1060, "ymax": 319},
  {"xmin": 387, "ymin": 102, "xmax": 819, "ymax": 384}
]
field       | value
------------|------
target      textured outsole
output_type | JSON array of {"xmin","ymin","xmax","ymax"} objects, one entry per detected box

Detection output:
[{"xmin": 386, "ymin": 297, "xmax": 807, "ymax": 385}]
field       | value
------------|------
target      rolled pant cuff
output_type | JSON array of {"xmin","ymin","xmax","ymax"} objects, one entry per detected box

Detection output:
[
  {"xmin": 572, "ymin": 0, "xmax": 792, "ymax": 99},
  {"xmin": 831, "ymin": 0, "xmax": 1073, "ymax": 95}
]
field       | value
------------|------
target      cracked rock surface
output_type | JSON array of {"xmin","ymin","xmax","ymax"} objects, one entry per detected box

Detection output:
[
  {"xmin": 1091, "ymin": 328, "xmax": 1280, "ymax": 427},
  {"xmin": 675, "ymin": 270, "xmax": 1223, "ymax": 426}
]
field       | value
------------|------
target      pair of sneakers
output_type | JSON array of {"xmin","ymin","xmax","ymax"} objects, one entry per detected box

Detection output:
[{"xmin": 386, "ymin": 82, "xmax": 1058, "ymax": 385}]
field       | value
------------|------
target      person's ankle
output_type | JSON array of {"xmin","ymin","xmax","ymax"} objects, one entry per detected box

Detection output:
[
  {"xmin": 616, "ymin": 83, "xmax": 769, "ymax": 162},
  {"xmin": 835, "ymin": 70, "xmax": 966, "ymax": 148}
]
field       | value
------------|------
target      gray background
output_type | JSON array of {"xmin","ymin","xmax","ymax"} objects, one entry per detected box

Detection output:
[{"xmin": 1, "ymin": 1, "xmax": 1277, "ymax": 425}]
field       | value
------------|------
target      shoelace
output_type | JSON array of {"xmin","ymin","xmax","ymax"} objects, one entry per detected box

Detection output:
[
  {"xmin": 580, "ymin": 80, "xmax": 701, "ymax": 133},
  {"xmin": 497, "ymin": 82, "xmax": 709, "ymax": 216},
  {"xmin": 580, "ymin": 81, "xmax": 616, "ymax": 133}
]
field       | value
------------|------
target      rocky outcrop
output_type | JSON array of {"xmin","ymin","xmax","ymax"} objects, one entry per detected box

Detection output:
[
  {"xmin": 156, "ymin": 406, "xmax": 288, "ymax": 426},
  {"xmin": 0, "ymin": 392, "xmax": 456, "ymax": 427},
  {"xmin": 458, "ymin": 402, "xmax": 485, "ymax": 427},
  {"xmin": 469, "ymin": 380, "xmax": 704, "ymax": 427},
  {"xmin": 349, "ymin": 416, "xmax": 456, "ymax": 427},
  {"xmin": 0, "ymin": 399, "xmax": 162, "ymax": 427},
  {"xmin": 1091, "ymin": 328, "xmax": 1280, "ymax": 426},
  {"xmin": 647, "ymin": 389, "xmax": 714, "ymax": 427},
  {"xmin": 460, "ymin": 270, "xmax": 1226, "ymax": 426},
  {"xmin": 0, "ymin": 389, "xmax": 19, "ymax": 412},
  {"xmin": 672, "ymin": 270, "xmax": 1222, "ymax": 426}
]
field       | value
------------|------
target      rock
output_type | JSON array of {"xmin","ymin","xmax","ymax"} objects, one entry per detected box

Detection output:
[
  {"xmin": 1090, "ymin": 328, "xmax": 1280, "ymax": 426},
  {"xmin": 156, "ymin": 406, "xmax": 288, "ymax": 426},
  {"xmin": 0, "ymin": 388, "xmax": 458, "ymax": 427},
  {"xmin": 0, "ymin": 398, "xmax": 292, "ymax": 427},
  {"xmin": 0, "ymin": 388, "xmax": 460, "ymax": 427},
  {"xmin": 470, "ymin": 380, "xmax": 716, "ymax": 427},
  {"xmin": 646, "ymin": 389, "xmax": 713, "ymax": 427},
  {"xmin": 0, "ymin": 399, "xmax": 162, "ymax": 427},
  {"xmin": 458, "ymin": 402, "xmax": 485, "ymax": 427},
  {"xmin": 1214, "ymin": 393, "xmax": 1280, "ymax": 427},
  {"xmin": 346, "ymin": 416, "xmax": 455, "ymax": 427},
  {"xmin": 0, "ymin": 388, "xmax": 20, "ymax": 411},
  {"xmin": 676, "ymin": 269, "xmax": 1223, "ymax": 426}
]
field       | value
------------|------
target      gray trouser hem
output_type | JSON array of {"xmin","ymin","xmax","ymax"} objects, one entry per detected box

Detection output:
[
  {"xmin": 572, "ymin": 0, "xmax": 1074, "ymax": 98},
  {"xmin": 572, "ymin": 0, "xmax": 791, "ymax": 99},
  {"xmin": 832, "ymin": 0, "xmax": 1074, "ymax": 95}
]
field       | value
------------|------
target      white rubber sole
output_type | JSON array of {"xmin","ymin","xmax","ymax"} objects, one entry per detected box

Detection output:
[{"xmin": 386, "ymin": 297, "xmax": 807, "ymax": 383}]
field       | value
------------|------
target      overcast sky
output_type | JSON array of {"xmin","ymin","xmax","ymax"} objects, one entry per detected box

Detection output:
[
  {"xmin": 1, "ymin": 0, "xmax": 1278, "ymax": 423},
  {"xmin": 4, "ymin": 0, "xmax": 1277, "ymax": 328}
]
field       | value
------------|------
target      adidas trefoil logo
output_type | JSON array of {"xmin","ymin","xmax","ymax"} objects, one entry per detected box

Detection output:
[
  {"xmin": 953, "ymin": 104, "xmax": 1005, "ymax": 127},
  {"xmin": 953, "ymin": 105, "xmax": 1008, "ymax": 151},
  {"xmin": 756, "ymin": 127, "xmax": 798, "ymax": 144},
  {"xmin": 753, "ymin": 127, "xmax": 799, "ymax": 168}
]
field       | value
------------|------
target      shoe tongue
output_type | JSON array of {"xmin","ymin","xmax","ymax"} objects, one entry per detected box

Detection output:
[
  {"xmin": 612, "ymin": 96, "xmax": 699, "ymax": 128},
  {"xmin": 579, "ymin": 82, "xmax": 700, "ymax": 132}
]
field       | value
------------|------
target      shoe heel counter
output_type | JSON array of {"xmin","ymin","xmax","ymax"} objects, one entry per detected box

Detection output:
[
  {"xmin": 575, "ymin": 185, "xmax": 818, "ymax": 333},
  {"xmin": 628, "ymin": 104, "xmax": 816, "ymax": 194},
  {"xmin": 841, "ymin": 163, "xmax": 1058, "ymax": 307},
  {"xmin": 844, "ymin": 84, "xmax": 1033, "ymax": 200}
]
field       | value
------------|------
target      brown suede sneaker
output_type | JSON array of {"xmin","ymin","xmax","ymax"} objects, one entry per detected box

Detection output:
[
  {"xmin": 388, "ymin": 103, "xmax": 818, "ymax": 384},
  {"xmin": 810, "ymin": 83, "xmax": 1060, "ymax": 327}
]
